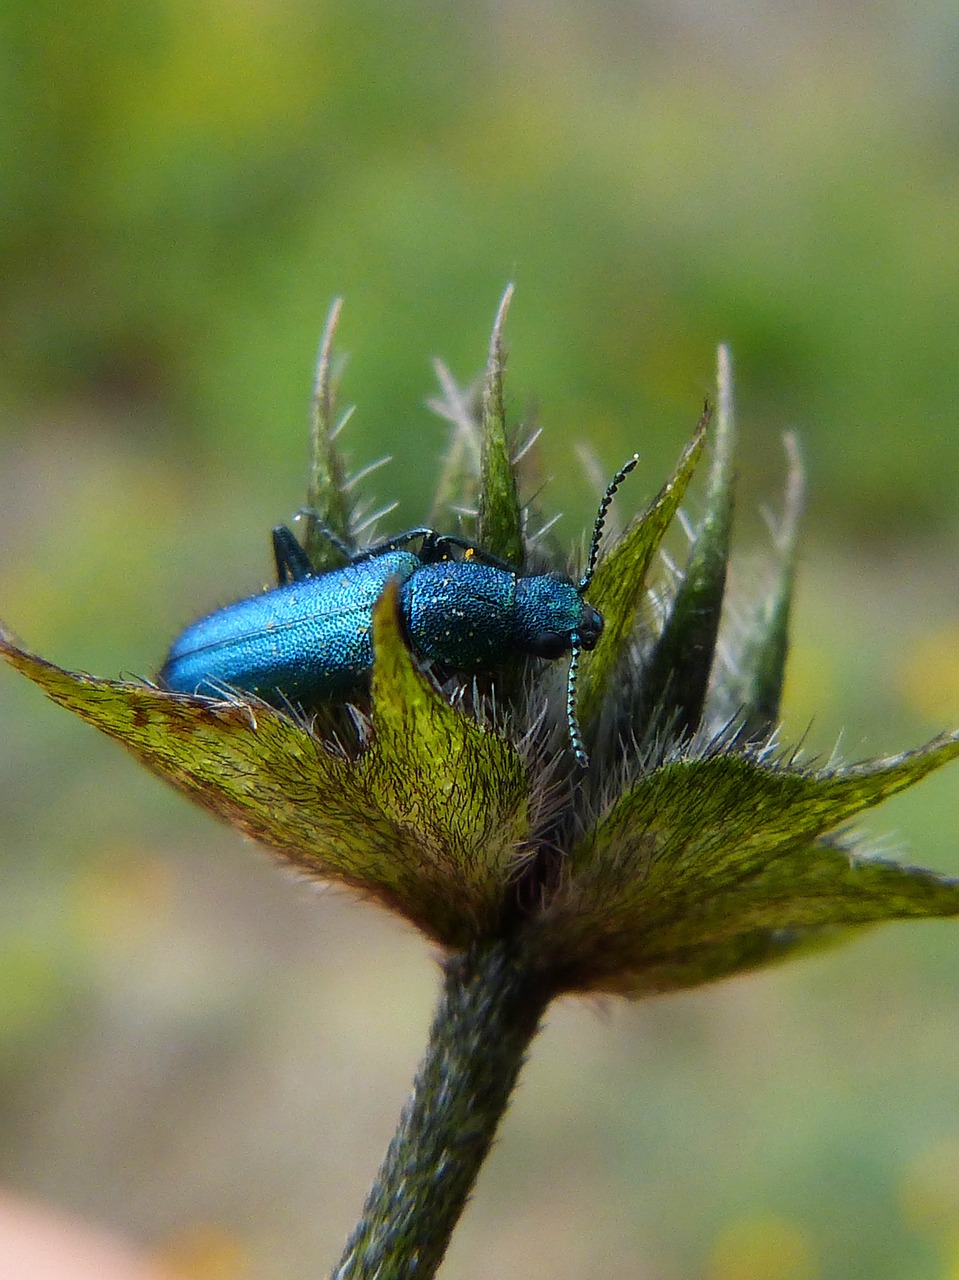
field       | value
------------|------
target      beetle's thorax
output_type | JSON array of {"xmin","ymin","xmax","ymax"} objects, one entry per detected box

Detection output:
[
  {"xmin": 513, "ymin": 572, "xmax": 601, "ymax": 659},
  {"xmin": 401, "ymin": 560, "xmax": 517, "ymax": 670}
]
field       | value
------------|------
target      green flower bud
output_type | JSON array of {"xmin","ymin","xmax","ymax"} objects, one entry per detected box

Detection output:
[{"xmin": 3, "ymin": 292, "xmax": 958, "ymax": 1000}]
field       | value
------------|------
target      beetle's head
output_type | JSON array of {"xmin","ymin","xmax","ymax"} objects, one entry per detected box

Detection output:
[
  {"xmin": 516, "ymin": 573, "xmax": 603, "ymax": 659},
  {"xmin": 574, "ymin": 602, "xmax": 603, "ymax": 651}
]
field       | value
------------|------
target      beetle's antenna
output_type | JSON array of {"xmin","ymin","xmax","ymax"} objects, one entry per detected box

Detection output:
[
  {"xmin": 578, "ymin": 453, "xmax": 640, "ymax": 593},
  {"xmin": 567, "ymin": 453, "xmax": 639, "ymax": 766},
  {"xmin": 567, "ymin": 641, "xmax": 588, "ymax": 768}
]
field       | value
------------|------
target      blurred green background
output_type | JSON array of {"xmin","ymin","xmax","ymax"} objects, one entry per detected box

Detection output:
[{"xmin": 2, "ymin": 2, "xmax": 959, "ymax": 1278}]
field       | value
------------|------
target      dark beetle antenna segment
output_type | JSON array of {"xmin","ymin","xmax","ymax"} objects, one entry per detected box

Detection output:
[
  {"xmin": 566, "ymin": 646, "xmax": 587, "ymax": 766},
  {"xmin": 578, "ymin": 453, "xmax": 640, "ymax": 594},
  {"xmin": 567, "ymin": 454, "xmax": 640, "ymax": 767}
]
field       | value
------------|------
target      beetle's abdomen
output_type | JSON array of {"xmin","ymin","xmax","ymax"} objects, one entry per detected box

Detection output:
[{"xmin": 161, "ymin": 551, "xmax": 420, "ymax": 703}]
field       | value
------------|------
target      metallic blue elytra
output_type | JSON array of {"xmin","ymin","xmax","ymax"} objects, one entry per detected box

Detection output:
[
  {"xmin": 160, "ymin": 548, "xmax": 423, "ymax": 704},
  {"xmin": 160, "ymin": 454, "xmax": 638, "ymax": 764}
]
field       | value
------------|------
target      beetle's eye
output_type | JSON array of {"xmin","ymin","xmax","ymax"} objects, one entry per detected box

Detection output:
[
  {"xmin": 576, "ymin": 606, "xmax": 604, "ymax": 651},
  {"xmin": 529, "ymin": 632, "xmax": 569, "ymax": 659}
]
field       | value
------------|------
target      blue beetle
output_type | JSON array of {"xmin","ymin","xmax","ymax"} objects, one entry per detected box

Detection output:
[{"xmin": 160, "ymin": 457, "xmax": 637, "ymax": 763}]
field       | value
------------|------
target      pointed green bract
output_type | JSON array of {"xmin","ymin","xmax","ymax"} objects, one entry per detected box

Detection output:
[
  {"xmin": 590, "ymin": 925, "xmax": 852, "ymax": 997},
  {"xmin": 427, "ymin": 359, "xmax": 482, "ymax": 527},
  {"xmin": 303, "ymin": 296, "xmax": 353, "ymax": 570},
  {"xmin": 0, "ymin": 626, "xmax": 354, "ymax": 869},
  {"xmin": 364, "ymin": 584, "xmax": 531, "ymax": 941},
  {"xmin": 0, "ymin": 617, "xmax": 529, "ymax": 950},
  {"xmin": 570, "ymin": 835, "xmax": 959, "ymax": 998},
  {"xmin": 576, "ymin": 418, "xmax": 708, "ymax": 728},
  {"xmin": 736, "ymin": 433, "xmax": 804, "ymax": 738},
  {"xmin": 642, "ymin": 351, "xmax": 733, "ymax": 740},
  {"xmin": 477, "ymin": 285, "xmax": 524, "ymax": 569},
  {"xmin": 572, "ymin": 734, "xmax": 959, "ymax": 881},
  {"xmin": 712, "ymin": 432, "xmax": 804, "ymax": 740},
  {"xmin": 531, "ymin": 739, "xmax": 959, "ymax": 993}
]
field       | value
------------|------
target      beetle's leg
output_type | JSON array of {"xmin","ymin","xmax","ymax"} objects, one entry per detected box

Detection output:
[
  {"xmin": 272, "ymin": 526, "xmax": 317, "ymax": 584},
  {"xmin": 455, "ymin": 540, "xmax": 515, "ymax": 572},
  {"xmin": 293, "ymin": 508, "xmax": 356, "ymax": 562},
  {"xmin": 413, "ymin": 532, "xmax": 517, "ymax": 571},
  {"xmin": 350, "ymin": 527, "xmax": 438, "ymax": 562}
]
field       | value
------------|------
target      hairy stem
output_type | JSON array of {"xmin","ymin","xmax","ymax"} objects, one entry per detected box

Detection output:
[{"xmin": 330, "ymin": 939, "xmax": 551, "ymax": 1279}]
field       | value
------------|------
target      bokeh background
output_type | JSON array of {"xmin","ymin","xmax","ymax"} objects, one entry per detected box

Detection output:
[{"xmin": 2, "ymin": 3, "xmax": 959, "ymax": 1278}]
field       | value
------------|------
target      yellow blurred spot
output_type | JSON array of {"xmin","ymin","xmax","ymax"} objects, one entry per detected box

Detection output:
[
  {"xmin": 70, "ymin": 847, "xmax": 173, "ymax": 953},
  {"xmin": 900, "ymin": 1137, "xmax": 959, "ymax": 1237},
  {"xmin": 155, "ymin": 1224, "xmax": 250, "ymax": 1280},
  {"xmin": 0, "ymin": 940, "xmax": 64, "ymax": 1042},
  {"xmin": 706, "ymin": 1215, "xmax": 817, "ymax": 1280},
  {"xmin": 779, "ymin": 639, "xmax": 837, "ymax": 729},
  {"xmin": 897, "ymin": 625, "xmax": 959, "ymax": 723}
]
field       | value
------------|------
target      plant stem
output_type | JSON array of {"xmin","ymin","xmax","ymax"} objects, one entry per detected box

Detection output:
[{"xmin": 329, "ymin": 938, "xmax": 551, "ymax": 1279}]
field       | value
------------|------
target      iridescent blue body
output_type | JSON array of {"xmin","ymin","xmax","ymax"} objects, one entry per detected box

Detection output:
[
  {"xmin": 161, "ymin": 452, "xmax": 638, "ymax": 764},
  {"xmin": 160, "ymin": 531, "xmax": 602, "ymax": 706}
]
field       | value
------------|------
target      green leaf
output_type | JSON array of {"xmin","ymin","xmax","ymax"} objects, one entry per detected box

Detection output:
[
  {"xmin": 477, "ymin": 284, "xmax": 524, "ymax": 568},
  {"xmin": 642, "ymin": 348, "xmax": 734, "ymax": 740},
  {"xmin": 0, "ymin": 612, "xmax": 530, "ymax": 950},
  {"xmin": 531, "ymin": 739, "xmax": 959, "ymax": 994},
  {"xmin": 576, "ymin": 415, "xmax": 709, "ymax": 728}
]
